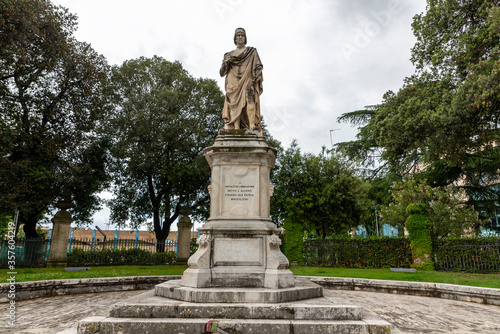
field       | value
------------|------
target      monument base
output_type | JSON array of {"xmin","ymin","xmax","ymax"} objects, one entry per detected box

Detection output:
[
  {"xmin": 155, "ymin": 279, "xmax": 322, "ymax": 303},
  {"xmin": 77, "ymin": 283, "xmax": 393, "ymax": 334}
]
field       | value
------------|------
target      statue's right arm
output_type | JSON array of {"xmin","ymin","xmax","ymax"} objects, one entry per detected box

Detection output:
[
  {"xmin": 220, "ymin": 53, "xmax": 231, "ymax": 77},
  {"xmin": 220, "ymin": 62, "xmax": 228, "ymax": 77}
]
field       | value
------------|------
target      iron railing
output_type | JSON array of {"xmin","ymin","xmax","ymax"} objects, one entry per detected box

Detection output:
[
  {"xmin": 0, "ymin": 237, "xmax": 178, "ymax": 267},
  {"xmin": 434, "ymin": 241, "xmax": 500, "ymax": 273},
  {"xmin": 0, "ymin": 238, "xmax": 48, "ymax": 268},
  {"xmin": 303, "ymin": 237, "xmax": 412, "ymax": 269},
  {"xmin": 68, "ymin": 238, "xmax": 177, "ymax": 253}
]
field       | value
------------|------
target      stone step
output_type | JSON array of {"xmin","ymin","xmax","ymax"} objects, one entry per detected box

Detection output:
[
  {"xmin": 77, "ymin": 316, "xmax": 393, "ymax": 334},
  {"xmin": 155, "ymin": 279, "xmax": 324, "ymax": 303},
  {"xmin": 110, "ymin": 302, "xmax": 362, "ymax": 321}
]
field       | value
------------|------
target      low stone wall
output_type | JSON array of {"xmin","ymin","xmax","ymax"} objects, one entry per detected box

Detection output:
[
  {"xmin": 0, "ymin": 275, "xmax": 181, "ymax": 303},
  {"xmin": 300, "ymin": 276, "xmax": 500, "ymax": 306},
  {"xmin": 1, "ymin": 275, "xmax": 499, "ymax": 306}
]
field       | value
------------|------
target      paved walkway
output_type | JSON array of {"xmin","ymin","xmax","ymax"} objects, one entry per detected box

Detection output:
[{"xmin": 1, "ymin": 288, "xmax": 500, "ymax": 333}]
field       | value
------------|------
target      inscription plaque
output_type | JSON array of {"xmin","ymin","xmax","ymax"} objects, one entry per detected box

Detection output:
[
  {"xmin": 221, "ymin": 166, "xmax": 258, "ymax": 217},
  {"xmin": 213, "ymin": 237, "xmax": 263, "ymax": 266}
]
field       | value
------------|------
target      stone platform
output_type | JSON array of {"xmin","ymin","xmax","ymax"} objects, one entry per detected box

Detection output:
[
  {"xmin": 155, "ymin": 279, "xmax": 323, "ymax": 303},
  {"xmin": 77, "ymin": 287, "xmax": 393, "ymax": 334}
]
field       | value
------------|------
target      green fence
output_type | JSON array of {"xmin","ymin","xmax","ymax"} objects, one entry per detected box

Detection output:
[
  {"xmin": 434, "ymin": 237, "xmax": 500, "ymax": 273},
  {"xmin": 303, "ymin": 237, "xmax": 413, "ymax": 269},
  {"xmin": 0, "ymin": 238, "xmax": 48, "ymax": 268},
  {"xmin": 3, "ymin": 235, "xmax": 499, "ymax": 271}
]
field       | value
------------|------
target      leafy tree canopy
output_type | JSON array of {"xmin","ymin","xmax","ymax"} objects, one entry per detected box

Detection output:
[
  {"xmin": 102, "ymin": 56, "xmax": 224, "ymax": 250},
  {"xmin": 380, "ymin": 178, "xmax": 483, "ymax": 239},
  {"xmin": 0, "ymin": 0, "xmax": 110, "ymax": 237},
  {"xmin": 337, "ymin": 0, "xmax": 500, "ymax": 217},
  {"xmin": 271, "ymin": 141, "xmax": 369, "ymax": 238}
]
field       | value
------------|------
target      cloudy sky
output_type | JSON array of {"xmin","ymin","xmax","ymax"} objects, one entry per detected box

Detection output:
[{"xmin": 50, "ymin": 0, "xmax": 428, "ymax": 231}]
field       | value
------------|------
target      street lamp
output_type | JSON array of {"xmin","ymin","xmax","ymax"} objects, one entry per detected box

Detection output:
[{"xmin": 329, "ymin": 129, "xmax": 340, "ymax": 149}]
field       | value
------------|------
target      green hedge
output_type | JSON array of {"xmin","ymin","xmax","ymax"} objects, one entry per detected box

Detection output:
[
  {"xmin": 405, "ymin": 203, "xmax": 435, "ymax": 270},
  {"xmin": 67, "ymin": 248, "xmax": 176, "ymax": 267},
  {"xmin": 283, "ymin": 217, "xmax": 304, "ymax": 264},
  {"xmin": 434, "ymin": 237, "xmax": 500, "ymax": 273},
  {"xmin": 303, "ymin": 237, "xmax": 412, "ymax": 268}
]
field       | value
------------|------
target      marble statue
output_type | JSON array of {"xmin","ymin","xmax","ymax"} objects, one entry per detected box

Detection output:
[{"xmin": 220, "ymin": 27, "xmax": 263, "ymax": 131}]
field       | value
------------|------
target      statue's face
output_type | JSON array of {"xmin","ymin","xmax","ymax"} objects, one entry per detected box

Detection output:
[{"xmin": 235, "ymin": 31, "xmax": 246, "ymax": 47}]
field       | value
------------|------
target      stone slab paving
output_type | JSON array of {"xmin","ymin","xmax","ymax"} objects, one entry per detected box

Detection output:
[
  {"xmin": 335, "ymin": 290, "xmax": 500, "ymax": 334},
  {"xmin": 0, "ymin": 291, "xmax": 141, "ymax": 334},
  {"xmin": 1, "ymin": 288, "xmax": 500, "ymax": 334}
]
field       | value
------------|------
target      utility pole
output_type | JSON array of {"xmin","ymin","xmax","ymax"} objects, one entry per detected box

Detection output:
[{"xmin": 329, "ymin": 129, "xmax": 340, "ymax": 149}]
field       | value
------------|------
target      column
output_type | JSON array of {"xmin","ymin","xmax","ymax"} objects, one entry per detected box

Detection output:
[{"xmin": 47, "ymin": 201, "xmax": 73, "ymax": 267}]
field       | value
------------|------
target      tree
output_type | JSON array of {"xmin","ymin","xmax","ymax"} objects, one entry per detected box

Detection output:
[
  {"xmin": 336, "ymin": 106, "xmax": 385, "ymax": 176},
  {"xmin": 0, "ymin": 0, "xmax": 110, "ymax": 238},
  {"xmin": 271, "ymin": 141, "xmax": 369, "ymax": 239},
  {"xmin": 337, "ymin": 0, "xmax": 500, "ymax": 221},
  {"xmin": 380, "ymin": 178, "xmax": 483, "ymax": 239},
  {"xmin": 103, "ymin": 56, "xmax": 224, "ymax": 251},
  {"xmin": 0, "ymin": 214, "xmax": 11, "ymax": 237}
]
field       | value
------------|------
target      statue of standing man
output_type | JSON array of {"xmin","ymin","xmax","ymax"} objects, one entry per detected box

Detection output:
[{"xmin": 220, "ymin": 28, "xmax": 263, "ymax": 132}]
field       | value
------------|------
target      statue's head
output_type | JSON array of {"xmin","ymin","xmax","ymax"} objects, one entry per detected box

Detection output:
[{"xmin": 233, "ymin": 27, "xmax": 247, "ymax": 45}]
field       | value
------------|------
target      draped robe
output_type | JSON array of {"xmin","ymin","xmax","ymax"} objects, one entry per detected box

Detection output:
[{"xmin": 220, "ymin": 47, "xmax": 263, "ymax": 130}]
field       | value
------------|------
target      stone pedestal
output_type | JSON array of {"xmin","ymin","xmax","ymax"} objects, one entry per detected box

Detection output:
[
  {"xmin": 181, "ymin": 129, "xmax": 294, "ymax": 289},
  {"xmin": 47, "ymin": 201, "xmax": 73, "ymax": 268},
  {"xmin": 176, "ymin": 209, "xmax": 193, "ymax": 264}
]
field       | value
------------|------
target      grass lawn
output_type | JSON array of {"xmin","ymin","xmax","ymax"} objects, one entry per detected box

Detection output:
[
  {"xmin": 290, "ymin": 266, "xmax": 500, "ymax": 289},
  {"xmin": 0, "ymin": 265, "xmax": 187, "ymax": 282},
  {"xmin": 1, "ymin": 265, "xmax": 499, "ymax": 289}
]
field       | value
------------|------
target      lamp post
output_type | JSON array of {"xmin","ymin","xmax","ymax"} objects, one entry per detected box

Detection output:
[{"xmin": 329, "ymin": 129, "xmax": 340, "ymax": 149}]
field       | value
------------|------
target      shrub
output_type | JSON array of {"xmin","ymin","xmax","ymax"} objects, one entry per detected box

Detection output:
[
  {"xmin": 405, "ymin": 203, "xmax": 435, "ymax": 270},
  {"xmin": 303, "ymin": 236, "xmax": 412, "ymax": 268},
  {"xmin": 283, "ymin": 217, "xmax": 304, "ymax": 264},
  {"xmin": 67, "ymin": 248, "xmax": 176, "ymax": 266}
]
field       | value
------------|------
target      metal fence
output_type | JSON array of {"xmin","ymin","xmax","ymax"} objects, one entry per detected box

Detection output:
[
  {"xmin": 0, "ymin": 237, "xmax": 178, "ymax": 268},
  {"xmin": 0, "ymin": 238, "xmax": 48, "ymax": 268},
  {"xmin": 68, "ymin": 238, "xmax": 177, "ymax": 253},
  {"xmin": 434, "ymin": 241, "xmax": 500, "ymax": 273},
  {"xmin": 303, "ymin": 237, "xmax": 412, "ymax": 269},
  {"xmin": 3, "ymin": 235, "xmax": 499, "ymax": 271}
]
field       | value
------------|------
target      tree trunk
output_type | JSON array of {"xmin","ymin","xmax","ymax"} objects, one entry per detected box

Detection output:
[
  {"xmin": 21, "ymin": 210, "xmax": 41, "ymax": 239},
  {"xmin": 156, "ymin": 237, "xmax": 166, "ymax": 253},
  {"xmin": 153, "ymin": 215, "xmax": 171, "ymax": 253}
]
